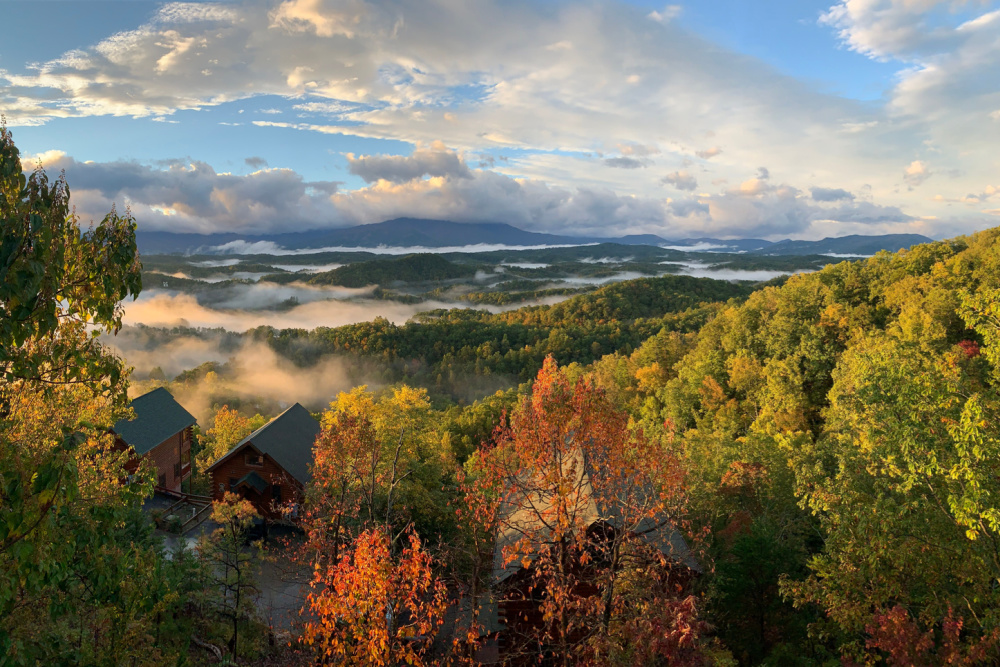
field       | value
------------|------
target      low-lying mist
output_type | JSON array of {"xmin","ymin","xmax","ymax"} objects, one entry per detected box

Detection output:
[{"xmin": 113, "ymin": 332, "xmax": 370, "ymax": 425}]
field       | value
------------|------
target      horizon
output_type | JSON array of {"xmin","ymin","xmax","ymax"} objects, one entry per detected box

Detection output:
[{"xmin": 3, "ymin": 0, "xmax": 999, "ymax": 242}]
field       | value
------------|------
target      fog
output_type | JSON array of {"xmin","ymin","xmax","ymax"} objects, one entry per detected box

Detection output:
[
  {"xmin": 267, "ymin": 262, "xmax": 345, "ymax": 272},
  {"xmin": 122, "ymin": 292, "xmax": 449, "ymax": 330},
  {"xmin": 660, "ymin": 260, "xmax": 805, "ymax": 282},
  {"xmin": 558, "ymin": 272, "xmax": 649, "ymax": 285},
  {"xmin": 580, "ymin": 257, "xmax": 631, "ymax": 264},
  {"xmin": 121, "ymin": 290, "xmax": 570, "ymax": 332},
  {"xmin": 118, "ymin": 338, "xmax": 363, "ymax": 424},
  {"xmin": 659, "ymin": 243, "xmax": 736, "ymax": 252},
  {"xmin": 210, "ymin": 241, "xmax": 598, "ymax": 255},
  {"xmin": 194, "ymin": 282, "xmax": 375, "ymax": 309},
  {"xmin": 500, "ymin": 262, "xmax": 549, "ymax": 269}
]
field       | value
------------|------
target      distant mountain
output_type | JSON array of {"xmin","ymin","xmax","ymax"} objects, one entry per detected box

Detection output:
[
  {"xmin": 136, "ymin": 218, "xmax": 588, "ymax": 254},
  {"xmin": 752, "ymin": 234, "xmax": 933, "ymax": 256},
  {"xmin": 662, "ymin": 237, "xmax": 773, "ymax": 252},
  {"xmin": 134, "ymin": 217, "xmax": 933, "ymax": 258}
]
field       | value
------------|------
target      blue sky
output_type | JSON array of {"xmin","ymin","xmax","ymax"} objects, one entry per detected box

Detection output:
[{"xmin": 2, "ymin": 0, "xmax": 998, "ymax": 239}]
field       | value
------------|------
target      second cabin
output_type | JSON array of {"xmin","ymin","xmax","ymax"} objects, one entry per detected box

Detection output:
[{"xmin": 205, "ymin": 403, "xmax": 321, "ymax": 519}]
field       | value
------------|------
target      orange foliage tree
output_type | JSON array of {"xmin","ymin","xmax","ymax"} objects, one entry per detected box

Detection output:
[
  {"xmin": 302, "ymin": 527, "xmax": 448, "ymax": 666},
  {"xmin": 468, "ymin": 355, "xmax": 705, "ymax": 665}
]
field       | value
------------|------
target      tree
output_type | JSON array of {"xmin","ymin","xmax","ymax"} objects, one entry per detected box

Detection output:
[
  {"xmin": 199, "ymin": 493, "xmax": 262, "ymax": 663},
  {"xmin": 470, "ymin": 356, "xmax": 704, "ymax": 665},
  {"xmin": 0, "ymin": 121, "xmax": 144, "ymax": 662},
  {"xmin": 198, "ymin": 405, "xmax": 266, "ymax": 469},
  {"xmin": 302, "ymin": 527, "xmax": 448, "ymax": 667}
]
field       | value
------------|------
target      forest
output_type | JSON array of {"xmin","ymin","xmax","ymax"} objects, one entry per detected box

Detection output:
[{"xmin": 5, "ymin": 122, "xmax": 1000, "ymax": 667}]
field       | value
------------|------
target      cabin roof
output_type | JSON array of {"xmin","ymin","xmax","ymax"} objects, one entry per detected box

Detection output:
[
  {"xmin": 236, "ymin": 471, "xmax": 269, "ymax": 494},
  {"xmin": 492, "ymin": 449, "xmax": 698, "ymax": 583},
  {"xmin": 112, "ymin": 387, "xmax": 197, "ymax": 455},
  {"xmin": 206, "ymin": 403, "xmax": 321, "ymax": 485}
]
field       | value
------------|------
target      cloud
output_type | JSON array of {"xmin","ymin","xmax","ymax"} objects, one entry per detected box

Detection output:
[
  {"xmin": 28, "ymin": 151, "xmax": 341, "ymax": 233},
  {"xmin": 347, "ymin": 142, "xmax": 472, "ymax": 183},
  {"xmin": 648, "ymin": 5, "xmax": 683, "ymax": 23},
  {"xmin": 661, "ymin": 171, "xmax": 698, "ymax": 191},
  {"xmin": 811, "ymin": 186, "xmax": 855, "ymax": 202},
  {"xmin": 604, "ymin": 156, "xmax": 647, "ymax": 169},
  {"xmin": 904, "ymin": 160, "xmax": 932, "ymax": 187},
  {"xmin": 245, "ymin": 156, "xmax": 269, "ymax": 169},
  {"xmin": 5, "ymin": 0, "xmax": 997, "ymax": 239},
  {"xmin": 617, "ymin": 142, "xmax": 661, "ymax": 157}
]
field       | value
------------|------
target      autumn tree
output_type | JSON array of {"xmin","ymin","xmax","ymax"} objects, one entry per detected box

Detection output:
[
  {"xmin": 0, "ymin": 121, "xmax": 153, "ymax": 662},
  {"xmin": 470, "ymin": 355, "xmax": 704, "ymax": 665},
  {"xmin": 302, "ymin": 527, "xmax": 448, "ymax": 666},
  {"xmin": 198, "ymin": 405, "xmax": 266, "ymax": 469},
  {"xmin": 199, "ymin": 493, "xmax": 262, "ymax": 663}
]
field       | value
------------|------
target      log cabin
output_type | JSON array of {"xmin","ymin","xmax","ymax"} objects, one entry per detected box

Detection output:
[
  {"xmin": 111, "ymin": 387, "xmax": 197, "ymax": 493},
  {"xmin": 489, "ymin": 449, "xmax": 699, "ymax": 664},
  {"xmin": 205, "ymin": 403, "xmax": 321, "ymax": 519}
]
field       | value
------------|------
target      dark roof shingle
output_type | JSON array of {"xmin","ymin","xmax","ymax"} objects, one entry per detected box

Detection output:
[
  {"xmin": 112, "ymin": 387, "xmax": 197, "ymax": 455},
  {"xmin": 208, "ymin": 403, "xmax": 320, "ymax": 485}
]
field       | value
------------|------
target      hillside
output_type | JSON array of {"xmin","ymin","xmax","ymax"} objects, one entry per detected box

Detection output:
[
  {"xmin": 307, "ymin": 253, "xmax": 477, "ymax": 287},
  {"xmin": 753, "ymin": 233, "xmax": 932, "ymax": 256}
]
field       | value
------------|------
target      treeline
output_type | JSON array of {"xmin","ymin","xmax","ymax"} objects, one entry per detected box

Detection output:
[
  {"xmin": 10, "ymin": 118, "xmax": 1000, "ymax": 666},
  {"xmin": 242, "ymin": 275, "xmax": 755, "ymax": 395}
]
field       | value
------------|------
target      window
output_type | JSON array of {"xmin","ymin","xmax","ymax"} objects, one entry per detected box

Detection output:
[
  {"xmin": 181, "ymin": 449, "xmax": 190, "ymax": 465},
  {"xmin": 173, "ymin": 462, "xmax": 181, "ymax": 479},
  {"xmin": 272, "ymin": 484, "xmax": 282, "ymax": 503},
  {"xmin": 158, "ymin": 473, "xmax": 166, "ymax": 488},
  {"xmin": 228, "ymin": 477, "xmax": 237, "ymax": 492},
  {"xmin": 245, "ymin": 452, "xmax": 263, "ymax": 467}
]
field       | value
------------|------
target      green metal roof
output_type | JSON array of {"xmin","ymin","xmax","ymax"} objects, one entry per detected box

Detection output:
[
  {"xmin": 112, "ymin": 388, "xmax": 197, "ymax": 455},
  {"xmin": 208, "ymin": 403, "xmax": 320, "ymax": 485}
]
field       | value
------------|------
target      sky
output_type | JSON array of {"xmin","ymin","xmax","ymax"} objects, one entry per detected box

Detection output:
[{"xmin": 1, "ymin": 0, "xmax": 999, "ymax": 241}]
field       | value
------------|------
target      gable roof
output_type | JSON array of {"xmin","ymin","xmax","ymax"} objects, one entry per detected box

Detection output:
[
  {"xmin": 493, "ymin": 448, "xmax": 698, "ymax": 583},
  {"xmin": 207, "ymin": 403, "xmax": 321, "ymax": 485},
  {"xmin": 112, "ymin": 387, "xmax": 197, "ymax": 455},
  {"xmin": 236, "ymin": 471, "xmax": 269, "ymax": 494}
]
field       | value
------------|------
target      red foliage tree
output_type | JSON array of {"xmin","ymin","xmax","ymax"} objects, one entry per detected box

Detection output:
[
  {"xmin": 302, "ymin": 527, "xmax": 448, "ymax": 666},
  {"xmin": 467, "ymin": 355, "xmax": 705, "ymax": 666},
  {"xmin": 860, "ymin": 605, "xmax": 1000, "ymax": 666}
]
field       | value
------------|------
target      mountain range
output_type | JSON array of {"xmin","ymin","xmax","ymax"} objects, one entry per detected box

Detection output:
[{"xmin": 135, "ymin": 217, "xmax": 933, "ymax": 257}]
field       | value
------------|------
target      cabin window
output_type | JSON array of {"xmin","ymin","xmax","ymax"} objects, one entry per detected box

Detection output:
[
  {"xmin": 181, "ymin": 448, "xmax": 190, "ymax": 465},
  {"xmin": 272, "ymin": 484, "xmax": 282, "ymax": 503},
  {"xmin": 245, "ymin": 452, "xmax": 263, "ymax": 467},
  {"xmin": 158, "ymin": 473, "xmax": 166, "ymax": 488},
  {"xmin": 228, "ymin": 477, "xmax": 238, "ymax": 492},
  {"xmin": 173, "ymin": 462, "xmax": 181, "ymax": 479}
]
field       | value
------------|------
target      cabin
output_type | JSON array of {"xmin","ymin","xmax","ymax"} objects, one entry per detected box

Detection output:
[
  {"xmin": 111, "ymin": 387, "xmax": 197, "ymax": 493},
  {"xmin": 489, "ymin": 449, "xmax": 699, "ymax": 663},
  {"xmin": 205, "ymin": 403, "xmax": 321, "ymax": 519}
]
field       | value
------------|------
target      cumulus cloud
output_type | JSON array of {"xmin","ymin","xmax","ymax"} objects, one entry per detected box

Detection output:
[
  {"xmin": 811, "ymin": 186, "xmax": 855, "ymax": 202},
  {"xmin": 4, "ymin": 0, "xmax": 998, "ymax": 238},
  {"xmin": 617, "ymin": 143, "xmax": 661, "ymax": 157},
  {"xmin": 347, "ymin": 142, "xmax": 472, "ymax": 183},
  {"xmin": 27, "ymin": 151, "xmax": 341, "ymax": 233},
  {"xmin": 661, "ymin": 171, "xmax": 698, "ymax": 191},
  {"xmin": 604, "ymin": 156, "xmax": 647, "ymax": 169},
  {"xmin": 904, "ymin": 160, "xmax": 933, "ymax": 187}
]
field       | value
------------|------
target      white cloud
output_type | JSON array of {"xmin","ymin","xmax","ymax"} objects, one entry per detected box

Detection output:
[
  {"xmin": 648, "ymin": 5, "xmax": 683, "ymax": 23},
  {"xmin": 0, "ymin": 0, "xmax": 996, "ymax": 239},
  {"xmin": 904, "ymin": 159, "xmax": 932, "ymax": 186}
]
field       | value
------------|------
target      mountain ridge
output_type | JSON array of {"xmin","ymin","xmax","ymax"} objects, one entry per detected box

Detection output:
[{"xmin": 135, "ymin": 217, "xmax": 933, "ymax": 256}]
